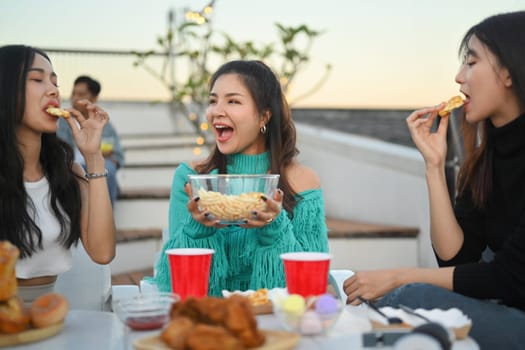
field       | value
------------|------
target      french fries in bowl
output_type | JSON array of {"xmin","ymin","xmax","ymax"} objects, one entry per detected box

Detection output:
[{"xmin": 188, "ymin": 174, "xmax": 280, "ymax": 225}]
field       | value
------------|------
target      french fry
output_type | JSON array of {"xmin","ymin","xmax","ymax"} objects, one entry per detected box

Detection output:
[{"xmin": 197, "ymin": 189, "xmax": 267, "ymax": 221}]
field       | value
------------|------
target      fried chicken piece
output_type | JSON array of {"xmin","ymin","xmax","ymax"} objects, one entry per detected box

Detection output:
[
  {"xmin": 194, "ymin": 297, "xmax": 228, "ymax": 325},
  {"xmin": 186, "ymin": 324, "xmax": 243, "ymax": 350},
  {"xmin": 171, "ymin": 297, "xmax": 230, "ymax": 325},
  {"xmin": 166, "ymin": 296, "xmax": 265, "ymax": 349},
  {"xmin": 161, "ymin": 316, "xmax": 195, "ymax": 350},
  {"xmin": 170, "ymin": 297, "xmax": 204, "ymax": 322},
  {"xmin": 223, "ymin": 295, "xmax": 265, "ymax": 348}
]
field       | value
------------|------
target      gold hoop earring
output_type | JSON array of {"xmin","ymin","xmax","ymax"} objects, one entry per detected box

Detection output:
[{"xmin": 260, "ymin": 125, "xmax": 267, "ymax": 134}]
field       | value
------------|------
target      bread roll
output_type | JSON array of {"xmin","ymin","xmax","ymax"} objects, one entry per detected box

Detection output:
[{"xmin": 0, "ymin": 241, "xmax": 19, "ymax": 302}]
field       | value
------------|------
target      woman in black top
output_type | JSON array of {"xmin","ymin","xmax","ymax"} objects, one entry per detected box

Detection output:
[{"xmin": 342, "ymin": 11, "xmax": 525, "ymax": 349}]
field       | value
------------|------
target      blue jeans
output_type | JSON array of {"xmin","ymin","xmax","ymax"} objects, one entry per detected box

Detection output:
[{"xmin": 376, "ymin": 283, "xmax": 525, "ymax": 350}]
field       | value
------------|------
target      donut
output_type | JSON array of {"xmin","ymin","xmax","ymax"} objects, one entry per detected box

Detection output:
[
  {"xmin": 0, "ymin": 241, "xmax": 19, "ymax": 302},
  {"xmin": 29, "ymin": 293, "xmax": 69, "ymax": 329},
  {"xmin": 438, "ymin": 96, "xmax": 464, "ymax": 117},
  {"xmin": 0, "ymin": 296, "xmax": 30, "ymax": 334}
]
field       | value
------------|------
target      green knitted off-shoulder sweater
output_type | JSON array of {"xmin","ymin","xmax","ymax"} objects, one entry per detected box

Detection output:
[{"xmin": 152, "ymin": 152, "xmax": 329, "ymax": 296}]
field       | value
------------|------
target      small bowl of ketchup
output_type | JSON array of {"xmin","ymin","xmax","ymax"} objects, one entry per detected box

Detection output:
[{"xmin": 113, "ymin": 292, "xmax": 179, "ymax": 331}]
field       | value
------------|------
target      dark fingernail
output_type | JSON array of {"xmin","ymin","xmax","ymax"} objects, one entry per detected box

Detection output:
[
  {"xmin": 194, "ymin": 196, "xmax": 200, "ymax": 202},
  {"xmin": 261, "ymin": 195, "xmax": 267, "ymax": 201},
  {"xmin": 252, "ymin": 211, "xmax": 257, "ymax": 215},
  {"xmin": 277, "ymin": 189, "xmax": 283, "ymax": 195},
  {"xmin": 241, "ymin": 219, "xmax": 248, "ymax": 224},
  {"xmin": 204, "ymin": 212, "xmax": 209, "ymax": 217}
]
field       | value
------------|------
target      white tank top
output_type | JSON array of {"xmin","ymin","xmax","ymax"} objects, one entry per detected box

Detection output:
[{"xmin": 16, "ymin": 177, "xmax": 73, "ymax": 278}]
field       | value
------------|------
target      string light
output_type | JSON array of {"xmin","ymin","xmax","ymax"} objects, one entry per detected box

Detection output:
[
  {"xmin": 200, "ymin": 122, "xmax": 209, "ymax": 131},
  {"xmin": 193, "ymin": 147, "xmax": 202, "ymax": 156},
  {"xmin": 196, "ymin": 136, "xmax": 205, "ymax": 145},
  {"xmin": 185, "ymin": 2, "xmax": 214, "ymax": 25}
]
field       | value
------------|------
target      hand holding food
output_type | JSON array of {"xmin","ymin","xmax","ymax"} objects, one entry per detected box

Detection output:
[{"xmin": 438, "ymin": 95, "xmax": 464, "ymax": 117}]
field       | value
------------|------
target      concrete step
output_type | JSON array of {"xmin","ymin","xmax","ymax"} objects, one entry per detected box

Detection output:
[
  {"xmin": 111, "ymin": 228, "xmax": 164, "ymax": 277},
  {"xmin": 124, "ymin": 147, "xmax": 209, "ymax": 166},
  {"xmin": 120, "ymin": 134, "xmax": 208, "ymax": 150},
  {"xmin": 118, "ymin": 166, "xmax": 175, "ymax": 189},
  {"xmin": 114, "ymin": 198, "xmax": 169, "ymax": 229},
  {"xmin": 118, "ymin": 187, "xmax": 171, "ymax": 200},
  {"xmin": 110, "ymin": 236, "xmax": 161, "ymax": 275},
  {"xmin": 120, "ymin": 132, "xmax": 200, "ymax": 141}
]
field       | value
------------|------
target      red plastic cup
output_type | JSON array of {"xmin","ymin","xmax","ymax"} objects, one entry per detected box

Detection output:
[
  {"xmin": 280, "ymin": 252, "xmax": 332, "ymax": 298},
  {"xmin": 166, "ymin": 248, "xmax": 215, "ymax": 301}
]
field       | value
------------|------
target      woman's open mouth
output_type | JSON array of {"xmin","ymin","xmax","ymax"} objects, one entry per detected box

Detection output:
[{"xmin": 215, "ymin": 124, "xmax": 234, "ymax": 142}]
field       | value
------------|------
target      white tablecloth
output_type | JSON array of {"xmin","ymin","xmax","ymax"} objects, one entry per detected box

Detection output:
[{"xmin": 10, "ymin": 308, "xmax": 479, "ymax": 350}]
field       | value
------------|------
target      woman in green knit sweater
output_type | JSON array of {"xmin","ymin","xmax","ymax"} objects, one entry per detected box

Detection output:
[{"xmin": 154, "ymin": 60, "xmax": 329, "ymax": 296}]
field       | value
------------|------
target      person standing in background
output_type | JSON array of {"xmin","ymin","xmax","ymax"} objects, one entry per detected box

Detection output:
[{"xmin": 57, "ymin": 75, "xmax": 124, "ymax": 207}]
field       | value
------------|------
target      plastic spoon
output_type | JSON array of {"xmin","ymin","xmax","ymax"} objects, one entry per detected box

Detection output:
[{"xmin": 358, "ymin": 296, "xmax": 403, "ymax": 325}]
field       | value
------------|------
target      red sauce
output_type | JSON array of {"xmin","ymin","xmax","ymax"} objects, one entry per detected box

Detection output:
[{"xmin": 125, "ymin": 315, "xmax": 168, "ymax": 330}]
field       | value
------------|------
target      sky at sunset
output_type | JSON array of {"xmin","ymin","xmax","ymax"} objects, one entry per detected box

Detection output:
[{"xmin": 1, "ymin": 0, "xmax": 523, "ymax": 109}]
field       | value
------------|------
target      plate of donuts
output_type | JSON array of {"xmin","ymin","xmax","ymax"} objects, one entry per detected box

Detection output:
[
  {"xmin": 0, "ymin": 293, "xmax": 69, "ymax": 347},
  {"xmin": 0, "ymin": 322, "xmax": 64, "ymax": 347},
  {"xmin": 0, "ymin": 242, "xmax": 69, "ymax": 347}
]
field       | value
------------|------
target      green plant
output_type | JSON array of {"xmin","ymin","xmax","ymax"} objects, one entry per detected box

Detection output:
[{"xmin": 132, "ymin": 1, "xmax": 330, "ymax": 148}]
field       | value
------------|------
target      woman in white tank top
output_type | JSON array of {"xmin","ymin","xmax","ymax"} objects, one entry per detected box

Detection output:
[{"xmin": 0, "ymin": 45, "xmax": 116, "ymax": 304}]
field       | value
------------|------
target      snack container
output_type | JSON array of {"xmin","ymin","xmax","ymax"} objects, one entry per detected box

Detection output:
[{"xmin": 188, "ymin": 174, "xmax": 279, "ymax": 225}]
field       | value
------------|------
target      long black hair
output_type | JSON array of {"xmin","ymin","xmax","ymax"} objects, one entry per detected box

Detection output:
[
  {"xmin": 0, "ymin": 45, "xmax": 82, "ymax": 258},
  {"xmin": 196, "ymin": 60, "xmax": 300, "ymax": 213},
  {"xmin": 456, "ymin": 11, "xmax": 525, "ymax": 208}
]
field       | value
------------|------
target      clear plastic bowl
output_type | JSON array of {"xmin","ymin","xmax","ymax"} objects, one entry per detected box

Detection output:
[
  {"xmin": 272, "ymin": 293, "xmax": 343, "ymax": 336},
  {"xmin": 112, "ymin": 292, "xmax": 178, "ymax": 331},
  {"xmin": 188, "ymin": 174, "xmax": 280, "ymax": 225}
]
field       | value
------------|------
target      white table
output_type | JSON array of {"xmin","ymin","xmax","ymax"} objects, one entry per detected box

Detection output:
[{"xmin": 11, "ymin": 308, "xmax": 479, "ymax": 349}]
